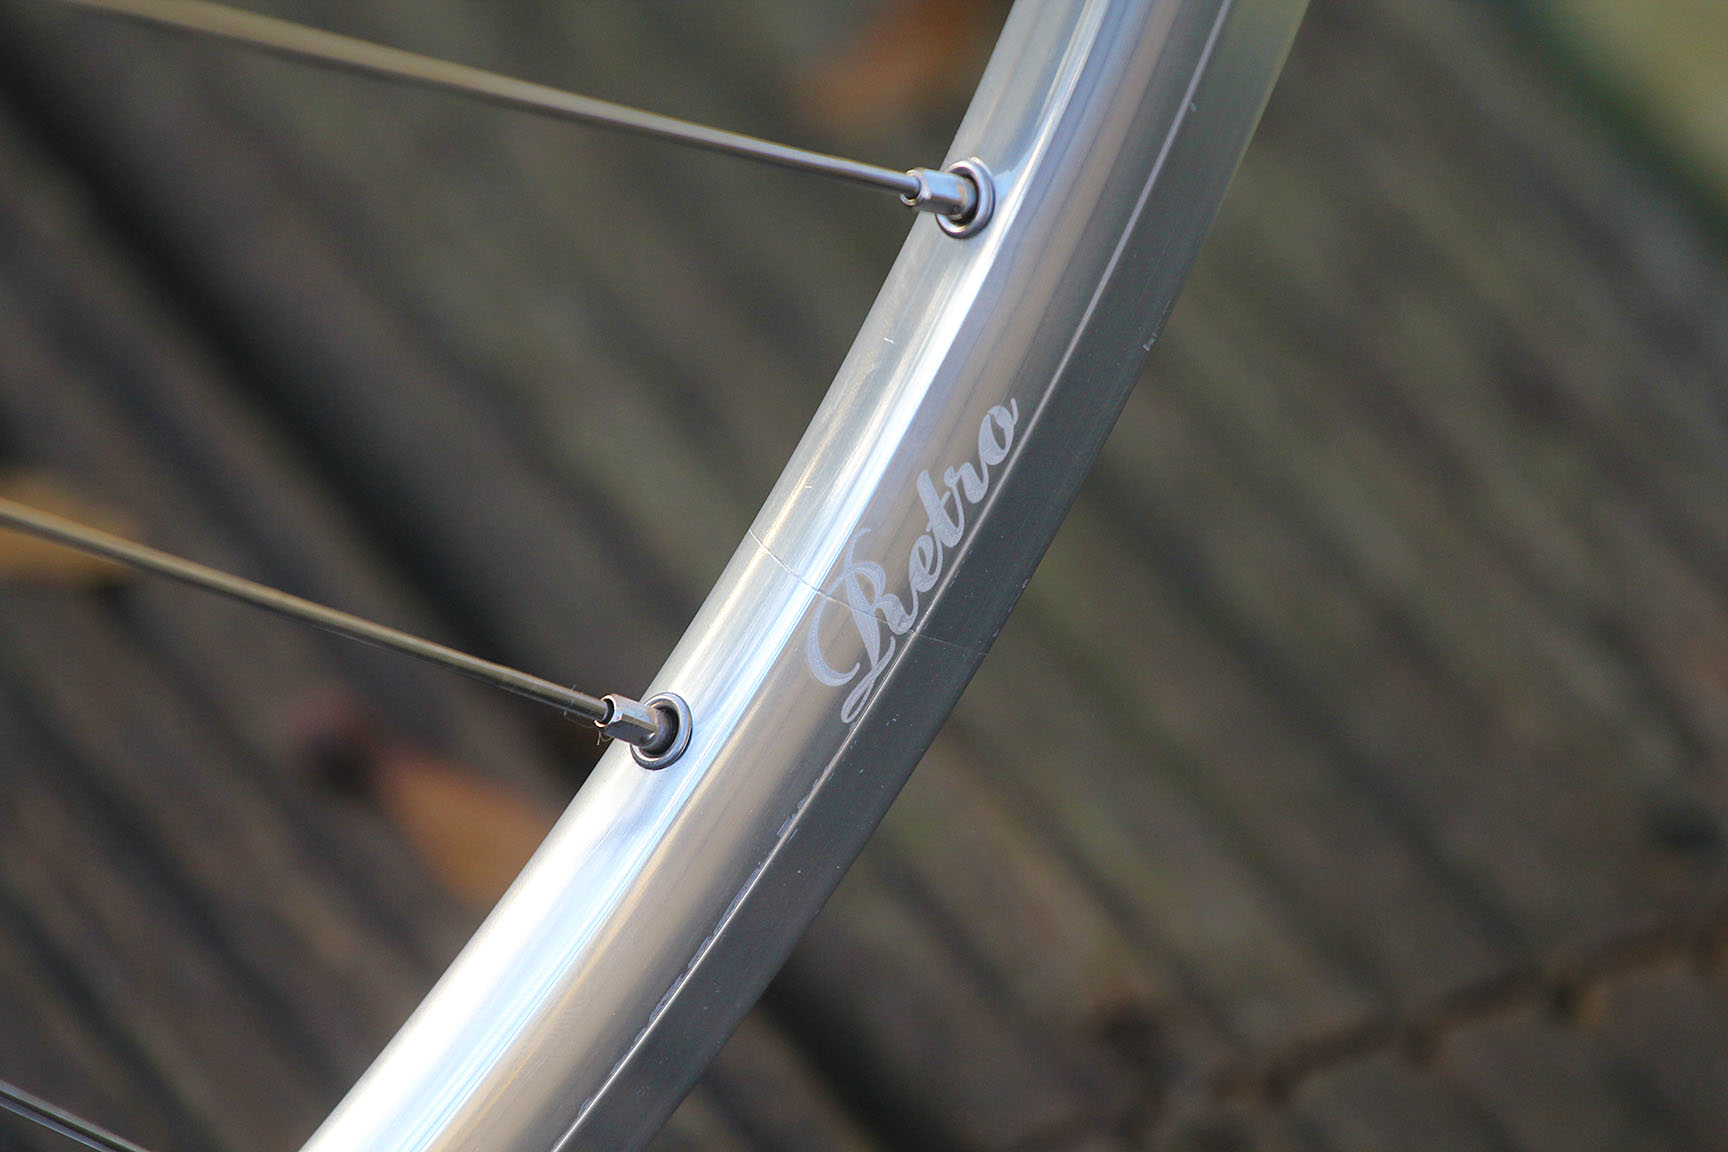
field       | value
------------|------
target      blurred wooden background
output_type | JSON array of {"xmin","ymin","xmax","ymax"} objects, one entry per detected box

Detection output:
[{"xmin": 0, "ymin": 0, "xmax": 1726, "ymax": 1149}]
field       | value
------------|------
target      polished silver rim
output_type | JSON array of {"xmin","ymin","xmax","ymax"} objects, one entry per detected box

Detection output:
[{"xmin": 298, "ymin": 1, "xmax": 1308, "ymax": 1149}]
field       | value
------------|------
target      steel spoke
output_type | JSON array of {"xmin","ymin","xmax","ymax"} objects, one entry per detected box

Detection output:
[
  {"xmin": 0, "ymin": 497, "xmax": 684, "ymax": 755},
  {"xmin": 0, "ymin": 1077, "xmax": 157, "ymax": 1152},
  {"xmin": 33, "ymin": 0, "xmax": 989, "ymax": 228}
]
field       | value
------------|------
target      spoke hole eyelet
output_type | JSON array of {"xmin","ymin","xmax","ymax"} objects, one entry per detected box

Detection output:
[
  {"xmin": 632, "ymin": 692, "xmax": 692, "ymax": 770},
  {"xmin": 939, "ymin": 157, "xmax": 994, "ymax": 238}
]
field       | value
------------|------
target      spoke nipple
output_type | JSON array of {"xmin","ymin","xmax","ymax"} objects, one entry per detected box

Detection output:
[
  {"xmin": 600, "ymin": 693, "xmax": 660, "ymax": 746},
  {"xmin": 903, "ymin": 158, "xmax": 994, "ymax": 238},
  {"xmin": 631, "ymin": 693, "xmax": 692, "ymax": 770}
]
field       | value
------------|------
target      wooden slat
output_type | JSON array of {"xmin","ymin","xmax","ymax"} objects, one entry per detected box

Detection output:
[
  {"xmin": 1014, "ymin": 504, "xmax": 1508, "ymax": 1011},
  {"xmin": 0, "ymin": 3, "xmax": 683, "ymax": 688},
  {"xmin": 0, "ymin": 592, "xmax": 414, "ymax": 1087},
  {"xmin": 778, "ymin": 852, "xmax": 1111, "ymax": 1150},
  {"xmin": 0, "ymin": 92, "xmax": 559, "ymax": 944},
  {"xmin": 0, "ymin": 903, "xmax": 205, "ymax": 1152},
  {"xmin": 686, "ymin": 1012, "xmax": 881, "ymax": 1152},
  {"xmin": 1603, "ymin": 965, "xmax": 1728, "ymax": 1140},
  {"xmin": 1445, "ymin": 1007, "xmax": 1704, "ymax": 1152},
  {"xmin": 1521, "ymin": 0, "xmax": 1728, "ymax": 208},
  {"xmin": 0, "ymin": 680, "xmax": 329, "ymax": 1151},
  {"xmin": 869, "ymin": 731, "xmax": 1166, "ymax": 1060},
  {"xmin": 1284, "ymin": 1053, "xmax": 1519, "ymax": 1152}
]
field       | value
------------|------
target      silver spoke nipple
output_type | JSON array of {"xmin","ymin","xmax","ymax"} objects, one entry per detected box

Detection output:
[
  {"xmin": 599, "ymin": 693, "xmax": 660, "ymax": 746},
  {"xmin": 903, "ymin": 158, "xmax": 994, "ymax": 238}
]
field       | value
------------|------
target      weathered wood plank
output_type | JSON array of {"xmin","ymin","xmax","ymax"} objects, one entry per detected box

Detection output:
[
  {"xmin": 0, "ymin": 92, "xmax": 561, "ymax": 940},
  {"xmin": 0, "ymin": 3, "xmax": 685, "ymax": 689},
  {"xmin": 1101, "ymin": 0, "xmax": 1728, "ymax": 953},
  {"xmin": 1015, "ymin": 502, "xmax": 1509, "ymax": 1010},
  {"xmin": 1521, "ymin": 0, "xmax": 1728, "ymax": 208},
  {"xmin": 0, "ymin": 592, "xmax": 416, "ymax": 1086},
  {"xmin": 0, "ymin": 902, "xmax": 205, "ymax": 1152},
  {"xmin": 1604, "ymin": 965, "xmax": 1728, "ymax": 1140},
  {"xmin": 778, "ymin": 851, "xmax": 1113, "ymax": 1151},
  {"xmin": 1445, "ymin": 1007, "xmax": 1705, "ymax": 1152},
  {"xmin": 869, "ymin": 732, "xmax": 1166, "ymax": 1061},
  {"xmin": 0, "ymin": 679, "xmax": 330, "ymax": 1151},
  {"xmin": 1285, "ymin": 1052, "xmax": 1517, "ymax": 1152},
  {"xmin": 687, "ymin": 1012, "xmax": 881, "ymax": 1152}
]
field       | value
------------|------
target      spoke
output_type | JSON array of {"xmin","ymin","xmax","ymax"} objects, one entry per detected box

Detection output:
[
  {"xmin": 0, "ymin": 497, "xmax": 684, "ymax": 756},
  {"xmin": 33, "ymin": 0, "xmax": 989, "ymax": 228},
  {"xmin": 0, "ymin": 1078, "xmax": 156, "ymax": 1152}
]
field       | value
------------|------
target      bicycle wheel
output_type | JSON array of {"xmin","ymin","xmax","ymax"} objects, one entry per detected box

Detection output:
[{"xmin": 273, "ymin": 1, "xmax": 1307, "ymax": 1149}]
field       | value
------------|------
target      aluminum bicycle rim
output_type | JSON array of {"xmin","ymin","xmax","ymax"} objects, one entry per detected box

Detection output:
[{"xmin": 298, "ymin": 1, "xmax": 1308, "ymax": 1149}]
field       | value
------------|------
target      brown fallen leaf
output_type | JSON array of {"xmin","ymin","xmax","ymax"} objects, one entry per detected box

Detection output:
[
  {"xmin": 793, "ymin": 0, "xmax": 1005, "ymax": 138},
  {"xmin": 0, "ymin": 469, "xmax": 137, "ymax": 586},
  {"xmin": 296, "ymin": 694, "xmax": 559, "ymax": 909}
]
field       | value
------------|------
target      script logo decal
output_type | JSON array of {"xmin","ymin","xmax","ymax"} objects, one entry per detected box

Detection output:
[{"xmin": 806, "ymin": 399, "xmax": 1019, "ymax": 723}]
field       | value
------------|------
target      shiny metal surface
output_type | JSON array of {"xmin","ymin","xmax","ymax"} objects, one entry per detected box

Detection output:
[
  {"xmin": 40, "ymin": 0, "xmax": 984, "ymax": 224},
  {"xmin": 899, "ymin": 162, "xmax": 986, "ymax": 229},
  {"xmin": 597, "ymin": 694, "xmax": 661, "ymax": 748},
  {"xmin": 298, "ymin": 0, "xmax": 1307, "ymax": 1148},
  {"xmin": 903, "ymin": 164, "xmax": 979, "ymax": 222}
]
